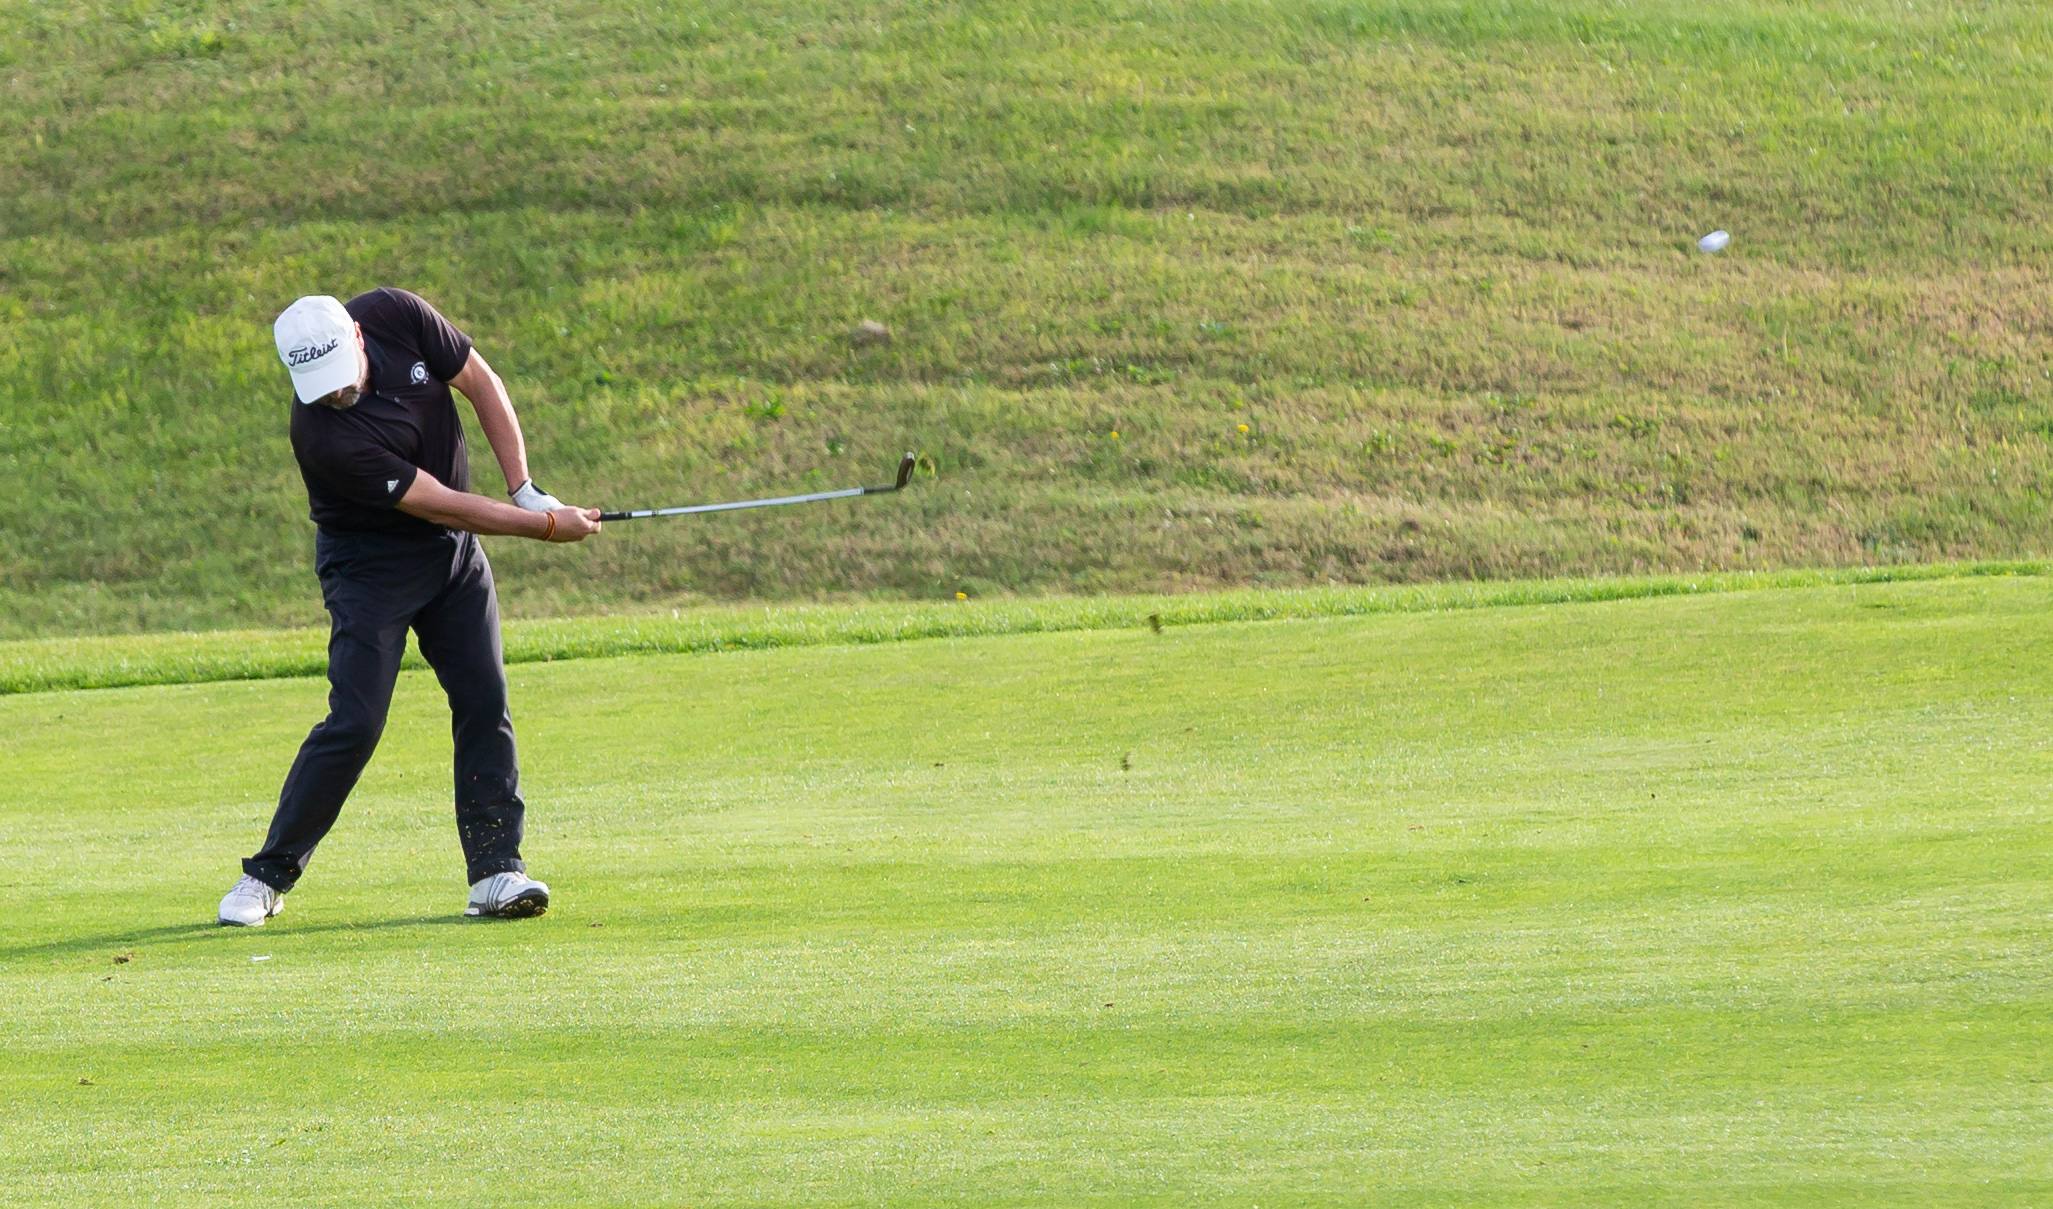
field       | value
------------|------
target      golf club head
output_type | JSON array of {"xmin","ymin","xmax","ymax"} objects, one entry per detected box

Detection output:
[{"xmin": 894, "ymin": 452, "xmax": 916, "ymax": 491}]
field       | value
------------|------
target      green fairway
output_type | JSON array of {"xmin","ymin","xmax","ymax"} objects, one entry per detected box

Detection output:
[
  {"xmin": 9, "ymin": 1, "xmax": 2053, "ymax": 635},
  {"xmin": 4, "ymin": 576, "xmax": 2048, "ymax": 1204}
]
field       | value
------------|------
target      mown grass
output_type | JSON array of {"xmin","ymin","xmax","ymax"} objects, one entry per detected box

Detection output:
[
  {"xmin": 6, "ymin": 1, "xmax": 2053, "ymax": 637},
  {"xmin": 2, "ymin": 561, "xmax": 2044, "ymax": 695},
  {"xmin": 4, "ymin": 578, "xmax": 2049, "ymax": 1203}
]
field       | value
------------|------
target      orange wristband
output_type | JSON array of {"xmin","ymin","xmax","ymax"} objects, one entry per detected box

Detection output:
[{"xmin": 542, "ymin": 511, "xmax": 557, "ymax": 541}]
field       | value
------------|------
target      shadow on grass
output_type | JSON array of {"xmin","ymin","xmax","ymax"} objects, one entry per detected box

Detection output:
[{"xmin": 0, "ymin": 913, "xmax": 477, "ymax": 962}]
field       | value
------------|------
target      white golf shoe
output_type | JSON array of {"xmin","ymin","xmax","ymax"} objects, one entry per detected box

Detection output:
[
  {"xmin": 218, "ymin": 874, "xmax": 285, "ymax": 927},
  {"xmin": 466, "ymin": 872, "xmax": 550, "ymax": 919}
]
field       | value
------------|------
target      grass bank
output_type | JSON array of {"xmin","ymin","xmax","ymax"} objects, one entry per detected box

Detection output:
[
  {"xmin": 2, "ymin": 560, "xmax": 2044, "ymax": 694},
  {"xmin": 6, "ymin": 2, "xmax": 2053, "ymax": 635}
]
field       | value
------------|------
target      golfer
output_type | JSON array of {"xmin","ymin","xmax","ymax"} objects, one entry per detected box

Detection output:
[{"xmin": 218, "ymin": 289, "xmax": 600, "ymax": 926}]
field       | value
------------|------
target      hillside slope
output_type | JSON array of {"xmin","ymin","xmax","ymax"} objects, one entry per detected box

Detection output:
[{"xmin": 5, "ymin": 1, "xmax": 2053, "ymax": 635}]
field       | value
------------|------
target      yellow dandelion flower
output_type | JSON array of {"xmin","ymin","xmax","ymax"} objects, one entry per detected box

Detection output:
[
  {"xmin": 1236, "ymin": 423, "xmax": 1250, "ymax": 434},
  {"xmin": 955, "ymin": 591, "xmax": 968, "ymax": 600}
]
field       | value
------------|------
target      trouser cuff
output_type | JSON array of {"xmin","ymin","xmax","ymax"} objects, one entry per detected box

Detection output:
[
  {"xmin": 239, "ymin": 860, "xmax": 295, "ymax": 894},
  {"xmin": 466, "ymin": 857, "xmax": 526, "ymax": 885}
]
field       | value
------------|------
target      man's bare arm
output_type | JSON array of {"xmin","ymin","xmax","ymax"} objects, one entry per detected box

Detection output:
[
  {"xmin": 397, "ymin": 470, "xmax": 599, "ymax": 541},
  {"xmin": 448, "ymin": 350, "xmax": 532, "ymax": 494}
]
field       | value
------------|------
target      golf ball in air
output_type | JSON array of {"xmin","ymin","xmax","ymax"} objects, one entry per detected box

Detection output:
[{"xmin": 1698, "ymin": 230, "xmax": 1731, "ymax": 253}]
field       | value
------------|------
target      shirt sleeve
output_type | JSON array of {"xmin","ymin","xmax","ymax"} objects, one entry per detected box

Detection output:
[
  {"xmin": 379, "ymin": 287, "xmax": 473, "ymax": 381},
  {"xmin": 300, "ymin": 425, "xmax": 420, "ymax": 509}
]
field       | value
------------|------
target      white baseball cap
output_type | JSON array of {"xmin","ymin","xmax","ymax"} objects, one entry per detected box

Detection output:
[{"xmin": 273, "ymin": 295, "xmax": 360, "ymax": 404}]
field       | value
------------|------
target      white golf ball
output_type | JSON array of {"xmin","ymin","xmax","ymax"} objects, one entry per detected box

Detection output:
[{"xmin": 1698, "ymin": 230, "xmax": 1731, "ymax": 253}]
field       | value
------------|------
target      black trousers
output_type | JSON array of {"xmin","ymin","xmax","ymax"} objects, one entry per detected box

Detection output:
[{"xmin": 245, "ymin": 528, "xmax": 526, "ymax": 891}]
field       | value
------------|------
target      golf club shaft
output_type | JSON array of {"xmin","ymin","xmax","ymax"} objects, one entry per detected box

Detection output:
[
  {"xmin": 599, "ymin": 453, "xmax": 916, "ymax": 522},
  {"xmin": 602, "ymin": 486, "xmax": 866, "ymax": 521}
]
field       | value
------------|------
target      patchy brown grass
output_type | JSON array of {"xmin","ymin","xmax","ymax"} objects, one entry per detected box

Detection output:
[{"xmin": 4, "ymin": 1, "xmax": 2052, "ymax": 635}]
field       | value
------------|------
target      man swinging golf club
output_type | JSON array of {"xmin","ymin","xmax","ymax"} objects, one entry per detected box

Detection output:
[{"xmin": 219, "ymin": 288, "xmax": 600, "ymax": 926}]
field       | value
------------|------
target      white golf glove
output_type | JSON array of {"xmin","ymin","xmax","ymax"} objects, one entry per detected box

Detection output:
[{"xmin": 511, "ymin": 479, "xmax": 565, "ymax": 512}]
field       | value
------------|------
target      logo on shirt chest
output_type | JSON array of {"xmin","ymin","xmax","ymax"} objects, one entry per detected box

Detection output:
[{"xmin": 410, "ymin": 361, "xmax": 429, "ymax": 385}]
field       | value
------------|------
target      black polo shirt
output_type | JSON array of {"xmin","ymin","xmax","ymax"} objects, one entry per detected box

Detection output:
[{"xmin": 289, "ymin": 287, "xmax": 474, "ymax": 537}]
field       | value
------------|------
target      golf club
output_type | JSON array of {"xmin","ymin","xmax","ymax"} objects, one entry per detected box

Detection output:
[{"xmin": 598, "ymin": 452, "xmax": 917, "ymax": 521}]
